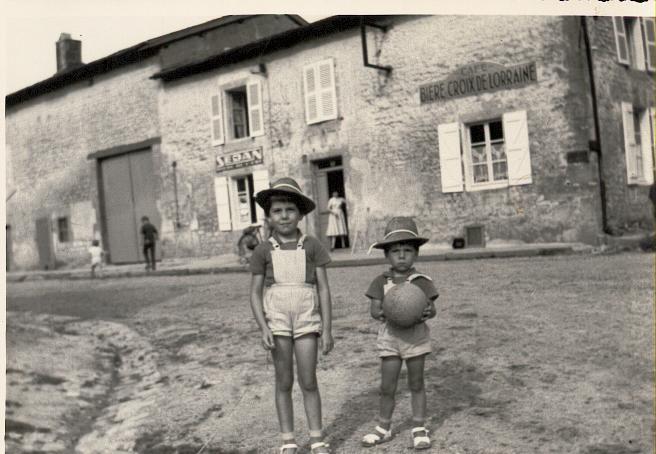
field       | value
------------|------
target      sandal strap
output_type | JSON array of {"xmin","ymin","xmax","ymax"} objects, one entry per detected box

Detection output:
[
  {"xmin": 375, "ymin": 425, "xmax": 391, "ymax": 436},
  {"xmin": 310, "ymin": 441, "xmax": 330, "ymax": 452},
  {"xmin": 280, "ymin": 443, "xmax": 298, "ymax": 453},
  {"xmin": 412, "ymin": 427, "xmax": 429, "ymax": 435}
]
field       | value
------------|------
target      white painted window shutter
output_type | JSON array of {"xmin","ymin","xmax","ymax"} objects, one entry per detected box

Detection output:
[
  {"xmin": 252, "ymin": 168, "xmax": 270, "ymax": 222},
  {"xmin": 642, "ymin": 18, "xmax": 656, "ymax": 71},
  {"xmin": 437, "ymin": 122, "xmax": 464, "ymax": 193},
  {"xmin": 503, "ymin": 110, "xmax": 532, "ymax": 186},
  {"xmin": 210, "ymin": 93, "xmax": 224, "ymax": 146},
  {"xmin": 214, "ymin": 176, "xmax": 232, "ymax": 231},
  {"xmin": 303, "ymin": 64, "xmax": 319, "ymax": 124},
  {"xmin": 613, "ymin": 17, "xmax": 630, "ymax": 65},
  {"xmin": 640, "ymin": 108, "xmax": 654, "ymax": 184},
  {"xmin": 621, "ymin": 102, "xmax": 637, "ymax": 183},
  {"xmin": 317, "ymin": 59, "xmax": 338, "ymax": 122},
  {"xmin": 247, "ymin": 80, "xmax": 264, "ymax": 137},
  {"xmin": 304, "ymin": 59, "xmax": 337, "ymax": 124},
  {"xmin": 630, "ymin": 19, "xmax": 646, "ymax": 70}
]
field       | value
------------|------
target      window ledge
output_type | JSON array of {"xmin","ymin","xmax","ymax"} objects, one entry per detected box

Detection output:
[{"xmin": 465, "ymin": 181, "xmax": 509, "ymax": 192}]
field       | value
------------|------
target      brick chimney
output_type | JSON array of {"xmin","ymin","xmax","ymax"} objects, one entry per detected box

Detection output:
[{"xmin": 56, "ymin": 33, "xmax": 82, "ymax": 73}]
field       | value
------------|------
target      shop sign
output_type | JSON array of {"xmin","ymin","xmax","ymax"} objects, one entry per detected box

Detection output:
[
  {"xmin": 420, "ymin": 61, "xmax": 537, "ymax": 104},
  {"xmin": 216, "ymin": 147, "xmax": 263, "ymax": 172}
]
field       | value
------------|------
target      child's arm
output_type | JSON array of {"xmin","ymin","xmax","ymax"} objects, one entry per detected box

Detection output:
[
  {"xmin": 421, "ymin": 298, "xmax": 437, "ymax": 321},
  {"xmin": 250, "ymin": 274, "xmax": 274, "ymax": 350},
  {"xmin": 369, "ymin": 298, "xmax": 385, "ymax": 321},
  {"xmin": 315, "ymin": 266, "xmax": 334, "ymax": 355}
]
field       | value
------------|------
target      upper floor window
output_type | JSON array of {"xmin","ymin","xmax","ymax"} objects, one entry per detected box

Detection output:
[
  {"xmin": 613, "ymin": 17, "xmax": 655, "ymax": 72},
  {"xmin": 210, "ymin": 80, "xmax": 264, "ymax": 145},
  {"xmin": 303, "ymin": 58, "xmax": 338, "ymax": 125},
  {"xmin": 468, "ymin": 120, "xmax": 508, "ymax": 185}
]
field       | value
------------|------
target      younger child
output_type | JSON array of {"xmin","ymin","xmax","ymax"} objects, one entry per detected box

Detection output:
[
  {"xmin": 249, "ymin": 177, "xmax": 334, "ymax": 454},
  {"xmin": 361, "ymin": 217, "xmax": 438, "ymax": 450},
  {"xmin": 88, "ymin": 239, "xmax": 104, "ymax": 278}
]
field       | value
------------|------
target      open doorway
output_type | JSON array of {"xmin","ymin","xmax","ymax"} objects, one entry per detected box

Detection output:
[{"xmin": 312, "ymin": 157, "xmax": 350, "ymax": 249}]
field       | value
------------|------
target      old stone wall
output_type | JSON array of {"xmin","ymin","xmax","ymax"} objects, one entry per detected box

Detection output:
[
  {"xmin": 587, "ymin": 16, "xmax": 655, "ymax": 233},
  {"xmin": 6, "ymin": 60, "xmax": 161, "ymax": 269}
]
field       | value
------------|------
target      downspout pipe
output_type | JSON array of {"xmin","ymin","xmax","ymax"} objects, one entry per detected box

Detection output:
[{"xmin": 581, "ymin": 16, "xmax": 610, "ymax": 235}]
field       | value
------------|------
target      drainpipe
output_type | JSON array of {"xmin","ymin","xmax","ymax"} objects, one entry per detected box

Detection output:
[{"xmin": 581, "ymin": 16, "xmax": 610, "ymax": 234}]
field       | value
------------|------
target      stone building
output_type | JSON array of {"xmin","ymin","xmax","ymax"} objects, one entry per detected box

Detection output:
[{"xmin": 5, "ymin": 15, "xmax": 654, "ymax": 270}]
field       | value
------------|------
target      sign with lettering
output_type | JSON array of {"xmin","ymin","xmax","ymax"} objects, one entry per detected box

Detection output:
[
  {"xmin": 216, "ymin": 147, "xmax": 263, "ymax": 172},
  {"xmin": 420, "ymin": 61, "xmax": 538, "ymax": 104}
]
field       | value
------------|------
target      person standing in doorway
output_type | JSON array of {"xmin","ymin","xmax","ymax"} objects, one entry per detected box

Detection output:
[
  {"xmin": 140, "ymin": 216, "xmax": 158, "ymax": 271},
  {"xmin": 326, "ymin": 191, "xmax": 348, "ymax": 251}
]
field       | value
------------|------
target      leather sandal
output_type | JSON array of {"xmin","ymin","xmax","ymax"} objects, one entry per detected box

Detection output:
[
  {"xmin": 310, "ymin": 441, "xmax": 330, "ymax": 453},
  {"xmin": 411, "ymin": 427, "xmax": 431, "ymax": 450},
  {"xmin": 362, "ymin": 425, "xmax": 392, "ymax": 447},
  {"xmin": 279, "ymin": 443, "xmax": 298, "ymax": 454}
]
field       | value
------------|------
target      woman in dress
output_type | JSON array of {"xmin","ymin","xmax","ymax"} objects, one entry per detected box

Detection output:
[{"xmin": 326, "ymin": 191, "xmax": 348, "ymax": 250}]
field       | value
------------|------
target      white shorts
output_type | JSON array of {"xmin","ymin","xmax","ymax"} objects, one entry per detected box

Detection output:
[{"xmin": 264, "ymin": 283, "xmax": 322, "ymax": 339}]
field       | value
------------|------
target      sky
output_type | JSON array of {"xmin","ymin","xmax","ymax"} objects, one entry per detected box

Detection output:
[{"xmin": 2, "ymin": 0, "xmax": 653, "ymax": 95}]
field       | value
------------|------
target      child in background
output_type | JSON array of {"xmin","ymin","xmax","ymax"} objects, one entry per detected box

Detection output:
[
  {"xmin": 361, "ymin": 217, "xmax": 438, "ymax": 451},
  {"xmin": 140, "ymin": 216, "xmax": 158, "ymax": 271},
  {"xmin": 88, "ymin": 239, "xmax": 104, "ymax": 278},
  {"xmin": 249, "ymin": 177, "xmax": 334, "ymax": 454}
]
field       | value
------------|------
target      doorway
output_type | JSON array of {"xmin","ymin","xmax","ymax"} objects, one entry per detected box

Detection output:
[
  {"xmin": 35, "ymin": 217, "xmax": 55, "ymax": 270},
  {"xmin": 99, "ymin": 149, "xmax": 160, "ymax": 264},
  {"xmin": 312, "ymin": 157, "xmax": 349, "ymax": 249}
]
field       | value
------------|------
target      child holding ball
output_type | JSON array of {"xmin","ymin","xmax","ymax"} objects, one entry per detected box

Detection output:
[{"xmin": 361, "ymin": 217, "xmax": 438, "ymax": 450}]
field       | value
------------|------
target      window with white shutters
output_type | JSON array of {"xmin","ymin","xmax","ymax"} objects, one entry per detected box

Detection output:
[
  {"xmin": 303, "ymin": 59, "xmax": 338, "ymax": 124},
  {"xmin": 614, "ymin": 16, "xmax": 652, "ymax": 71},
  {"xmin": 437, "ymin": 110, "xmax": 532, "ymax": 193},
  {"xmin": 217, "ymin": 79, "xmax": 265, "ymax": 142},
  {"xmin": 614, "ymin": 17, "xmax": 630, "ymax": 65},
  {"xmin": 252, "ymin": 168, "xmax": 270, "ymax": 222}
]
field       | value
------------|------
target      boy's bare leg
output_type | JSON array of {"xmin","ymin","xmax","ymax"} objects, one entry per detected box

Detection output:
[
  {"xmin": 272, "ymin": 336, "xmax": 296, "ymax": 443},
  {"xmin": 379, "ymin": 356, "xmax": 402, "ymax": 429},
  {"xmin": 406, "ymin": 355, "xmax": 427, "ymax": 425},
  {"xmin": 294, "ymin": 334, "xmax": 324, "ymax": 445}
]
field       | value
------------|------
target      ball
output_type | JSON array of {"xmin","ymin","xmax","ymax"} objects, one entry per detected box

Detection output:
[{"xmin": 382, "ymin": 282, "xmax": 428, "ymax": 328}]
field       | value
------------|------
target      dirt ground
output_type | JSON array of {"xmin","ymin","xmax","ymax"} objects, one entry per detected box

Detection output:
[{"xmin": 6, "ymin": 252, "xmax": 655, "ymax": 454}]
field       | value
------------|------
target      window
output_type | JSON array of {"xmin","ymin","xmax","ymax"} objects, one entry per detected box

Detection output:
[
  {"xmin": 57, "ymin": 217, "xmax": 70, "ymax": 242},
  {"xmin": 214, "ymin": 169, "xmax": 270, "ymax": 232},
  {"xmin": 622, "ymin": 102, "xmax": 654, "ymax": 185},
  {"xmin": 437, "ymin": 110, "xmax": 532, "ymax": 193},
  {"xmin": 209, "ymin": 80, "xmax": 264, "ymax": 146},
  {"xmin": 303, "ymin": 58, "xmax": 338, "ymax": 124},
  {"xmin": 467, "ymin": 120, "xmax": 508, "ymax": 185},
  {"xmin": 613, "ymin": 17, "xmax": 655, "ymax": 71}
]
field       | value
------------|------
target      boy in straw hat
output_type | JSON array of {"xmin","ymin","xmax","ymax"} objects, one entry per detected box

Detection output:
[
  {"xmin": 361, "ymin": 217, "xmax": 438, "ymax": 450},
  {"xmin": 250, "ymin": 177, "xmax": 334, "ymax": 454}
]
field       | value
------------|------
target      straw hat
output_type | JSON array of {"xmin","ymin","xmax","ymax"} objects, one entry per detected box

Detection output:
[
  {"xmin": 370, "ymin": 217, "xmax": 429, "ymax": 250},
  {"xmin": 255, "ymin": 177, "xmax": 316, "ymax": 215}
]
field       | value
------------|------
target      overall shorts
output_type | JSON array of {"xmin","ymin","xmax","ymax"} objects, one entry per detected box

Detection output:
[
  {"xmin": 377, "ymin": 273, "xmax": 433, "ymax": 359},
  {"xmin": 263, "ymin": 235, "xmax": 322, "ymax": 339}
]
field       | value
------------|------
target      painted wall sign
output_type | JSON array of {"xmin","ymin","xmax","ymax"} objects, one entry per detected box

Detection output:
[
  {"xmin": 420, "ymin": 61, "xmax": 538, "ymax": 104},
  {"xmin": 216, "ymin": 147, "xmax": 263, "ymax": 171}
]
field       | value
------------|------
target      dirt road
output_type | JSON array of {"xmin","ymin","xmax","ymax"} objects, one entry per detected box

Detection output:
[{"xmin": 6, "ymin": 253, "xmax": 654, "ymax": 453}]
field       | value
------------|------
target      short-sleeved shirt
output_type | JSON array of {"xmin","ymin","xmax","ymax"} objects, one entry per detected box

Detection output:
[
  {"xmin": 250, "ymin": 231, "xmax": 331, "ymax": 287},
  {"xmin": 89, "ymin": 246, "xmax": 103, "ymax": 264},
  {"xmin": 141, "ymin": 223, "xmax": 158, "ymax": 244},
  {"xmin": 366, "ymin": 268, "xmax": 439, "ymax": 302}
]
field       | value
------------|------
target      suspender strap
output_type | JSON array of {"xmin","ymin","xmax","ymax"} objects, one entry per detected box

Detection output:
[
  {"xmin": 268, "ymin": 235, "xmax": 306, "ymax": 250},
  {"xmin": 268, "ymin": 236, "xmax": 281, "ymax": 250}
]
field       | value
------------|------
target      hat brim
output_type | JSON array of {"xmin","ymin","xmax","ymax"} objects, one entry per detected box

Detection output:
[
  {"xmin": 372, "ymin": 235, "xmax": 429, "ymax": 250},
  {"xmin": 255, "ymin": 189, "xmax": 316, "ymax": 215}
]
